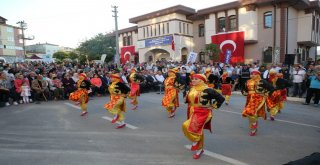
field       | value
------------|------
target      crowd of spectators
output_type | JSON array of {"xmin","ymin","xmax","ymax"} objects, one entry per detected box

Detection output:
[{"xmin": 0, "ymin": 58, "xmax": 319, "ymax": 107}]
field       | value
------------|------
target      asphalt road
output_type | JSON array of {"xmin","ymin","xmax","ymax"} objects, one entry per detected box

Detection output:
[{"xmin": 0, "ymin": 92, "xmax": 319, "ymax": 165}]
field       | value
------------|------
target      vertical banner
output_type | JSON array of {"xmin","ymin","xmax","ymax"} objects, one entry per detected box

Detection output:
[{"xmin": 211, "ymin": 31, "xmax": 244, "ymax": 64}]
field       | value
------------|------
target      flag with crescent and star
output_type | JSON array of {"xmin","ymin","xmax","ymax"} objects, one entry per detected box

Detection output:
[
  {"xmin": 211, "ymin": 31, "xmax": 244, "ymax": 64},
  {"xmin": 120, "ymin": 46, "xmax": 135, "ymax": 64}
]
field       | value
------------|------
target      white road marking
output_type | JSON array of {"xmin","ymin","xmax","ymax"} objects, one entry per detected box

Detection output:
[
  {"xmin": 219, "ymin": 109, "xmax": 320, "ymax": 129},
  {"xmin": 184, "ymin": 145, "xmax": 249, "ymax": 165},
  {"xmin": 102, "ymin": 116, "xmax": 138, "ymax": 130},
  {"xmin": 64, "ymin": 102, "xmax": 81, "ymax": 110}
]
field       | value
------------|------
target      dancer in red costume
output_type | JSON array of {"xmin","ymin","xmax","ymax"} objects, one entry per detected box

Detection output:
[
  {"xmin": 162, "ymin": 68, "xmax": 184, "ymax": 118},
  {"xmin": 69, "ymin": 73, "xmax": 91, "ymax": 116},
  {"xmin": 182, "ymin": 74, "xmax": 224, "ymax": 159},
  {"xmin": 128, "ymin": 68, "xmax": 143, "ymax": 110},
  {"xmin": 242, "ymin": 71, "xmax": 274, "ymax": 136},
  {"xmin": 219, "ymin": 72, "xmax": 232, "ymax": 105},
  {"xmin": 104, "ymin": 73, "xmax": 130, "ymax": 129}
]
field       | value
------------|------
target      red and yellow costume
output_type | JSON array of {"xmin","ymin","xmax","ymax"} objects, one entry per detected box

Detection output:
[
  {"xmin": 104, "ymin": 74, "xmax": 130, "ymax": 128},
  {"xmin": 128, "ymin": 68, "xmax": 140, "ymax": 110},
  {"xmin": 205, "ymin": 68, "xmax": 214, "ymax": 88},
  {"xmin": 242, "ymin": 71, "xmax": 267, "ymax": 136},
  {"xmin": 266, "ymin": 71, "xmax": 288, "ymax": 120},
  {"xmin": 69, "ymin": 73, "xmax": 90, "ymax": 116},
  {"xmin": 182, "ymin": 74, "xmax": 225, "ymax": 159},
  {"xmin": 162, "ymin": 68, "xmax": 179, "ymax": 118},
  {"xmin": 220, "ymin": 72, "xmax": 232, "ymax": 105}
]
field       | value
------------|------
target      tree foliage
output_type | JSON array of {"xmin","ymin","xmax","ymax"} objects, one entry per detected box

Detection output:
[
  {"xmin": 68, "ymin": 52, "xmax": 78, "ymax": 60},
  {"xmin": 205, "ymin": 43, "xmax": 220, "ymax": 61},
  {"xmin": 77, "ymin": 33, "xmax": 116, "ymax": 63},
  {"xmin": 53, "ymin": 51, "xmax": 68, "ymax": 61}
]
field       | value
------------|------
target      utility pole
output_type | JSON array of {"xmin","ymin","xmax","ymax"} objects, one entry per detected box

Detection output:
[
  {"xmin": 16, "ymin": 21, "xmax": 27, "ymax": 59},
  {"xmin": 16, "ymin": 21, "xmax": 34, "ymax": 60},
  {"xmin": 112, "ymin": 5, "xmax": 120, "ymax": 68}
]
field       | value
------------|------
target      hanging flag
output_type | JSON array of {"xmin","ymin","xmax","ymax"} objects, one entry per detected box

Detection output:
[
  {"xmin": 171, "ymin": 35, "xmax": 175, "ymax": 51},
  {"xmin": 120, "ymin": 46, "xmax": 135, "ymax": 64},
  {"xmin": 211, "ymin": 31, "xmax": 244, "ymax": 64}
]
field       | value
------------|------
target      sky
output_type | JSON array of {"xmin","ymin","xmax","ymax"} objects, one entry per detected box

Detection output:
[{"xmin": 1, "ymin": 0, "xmax": 235, "ymax": 48}]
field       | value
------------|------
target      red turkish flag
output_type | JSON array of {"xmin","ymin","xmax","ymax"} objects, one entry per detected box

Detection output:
[
  {"xmin": 211, "ymin": 31, "xmax": 244, "ymax": 64},
  {"xmin": 171, "ymin": 35, "xmax": 175, "ymax": 51},
  {"xmin": 120, "ymin": 46, "xmax": 135, "ymax": 64}
]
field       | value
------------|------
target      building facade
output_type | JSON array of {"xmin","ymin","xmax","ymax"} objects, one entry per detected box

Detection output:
[
  {"xmin": 116, "ymin": 0, "xmax": 320, "ymax": 65},
  {"xmin": 25, "ymin": 43, "xmax": 60, "ymax": 62},
  {"xmin": 0, "ymin": 16, "xmax": 24, "ymax": 63}
]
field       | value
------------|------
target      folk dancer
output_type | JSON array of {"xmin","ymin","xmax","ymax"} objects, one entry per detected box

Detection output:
[
  {"xmin": 162, "ymin": 68, "xmax": 180, "ymax": 118},
  {"xmin": 242, "ymin": 71, "xmax": 274, "ymax": 136},
  {"xmin": 69, "ymin": 73, "xmax": 91, "ymax": 116},
  {"xmin": 104, "ymin": 74, "xmax": 130, "ymax": 129},
  {"xmin": 128, "ymin": 68, "xmax": 143, "ymax": 110},
  {"xmin": 220, "ymin": 72, "xmax": 232, "ymax": 105},
  {"xmin": 182, "ymin": 74, "xmax": 225, "ymax": 159},
  {"xmin": 266, "ymin": 71, "xmax": 291, "ymax": 120}
]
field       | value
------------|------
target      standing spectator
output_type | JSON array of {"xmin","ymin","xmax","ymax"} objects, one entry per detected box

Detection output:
[
  {"xmin": 303, "ymin": 71, "xmax": 320, "ymax": 107},
  {"xmin": 292, "ymin": 65, "xmax": 306, "ymax": 97},
  {"xmin": 20, "ymin": 80, "xmax": 31, "ymax": 103},
  {"xmin": 13, "ymin": 73, "xmax": 24, "ymax": 104}
]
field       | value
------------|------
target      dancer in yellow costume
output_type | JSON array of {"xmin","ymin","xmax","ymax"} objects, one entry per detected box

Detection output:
[
  {"xmin": 69, "ymin": 73, "xmax": 91, "ymax": 116},
  {"xmin": 242, "ymin": 70, "xmax": 273, "ymax": 136},
  {"xmin": 104, "ymin": 74, "xmax": 130, "ymax": 129},
  {"xmin": 182, "ymin": 74, "xmax": 224, "ymax": 159},
  {"xmin": 128, "ymin": 68, "xmax": 143, "ymax": 110},
  {"xmin": 162, "ymin": 68, "xmax": 180, "ymax": 118}
]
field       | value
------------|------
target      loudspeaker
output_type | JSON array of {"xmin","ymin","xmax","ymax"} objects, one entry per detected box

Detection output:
[{"xmin": 285, "ymin": 54, "xmax": 295, "ymax": 65}]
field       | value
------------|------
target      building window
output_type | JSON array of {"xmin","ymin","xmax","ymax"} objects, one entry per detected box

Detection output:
[
  {"xmin": 263, "ymin": 46, "xmax": 273, "ymax": 63},
  {"xmin": 229, "ymin": 15, "xmax": 237, "ymax": 31},
  {"xmin": 158, "ymin": 24, "xmax": 161, "ymax": 35},
  {"xmin": 218, "ymin": 17, "xmax": 226, "ymax": 32},
  {"xmin": 123, "ymin": 36, "xmax": 127, "ymax": 46},
  {"xmin": 150, "ymin": 26, "xmax": 153, "ymax": 37},
  {"xmin": 147, "ymin": 27, "xmax": 149, "ymax": 37},
  {"xmin": 143, "ymin": 28, "xmax": 145, "ymax": 38},
  {"xmin": 163, "ymin": 23, "xmax": 165, "ymax": 34},
  {"xmin": 183, "ymin": 23, "xmax": 185, "ymax": 34},
  {"xmin": 154, "ymin": 25, "xmax": 156, "ymax": 36},
  {"xmin": 199, "ymin": 24, "xmax": 205, "ymax": 37},
  {"xmin": 187, "ymin": 24, "xmax": 189, "ymax": 34},
  {"xmin": 179, "ymin": 22, "xmax": 182, "ymax": 33},
  {"xmin": 264, "ymin": 11, "xmax": 272, "ymax": 29},
  {"xmin": 312, "ymin": 15, "xmax": 315, "ymax": 31},
  {"xmin": 6, "ymin": 27, "xmax": 13, "ymax": 33},
  {"xmin": 167, "ymin": 22, "xmax": 169, "ymax": 33},
  {"xmin": 127, "ymin": 35, "xmax": 132, "ymax": 45}
]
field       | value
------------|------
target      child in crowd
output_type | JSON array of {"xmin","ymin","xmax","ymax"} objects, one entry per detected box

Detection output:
[{"xmin": 20, "ymin": 81, "xmax": 31, "ymax": 103}]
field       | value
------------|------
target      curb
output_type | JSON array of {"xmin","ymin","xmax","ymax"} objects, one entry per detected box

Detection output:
[{"xmin": 232, "ymin": 91, "xmax": 304, "ymax": 102}]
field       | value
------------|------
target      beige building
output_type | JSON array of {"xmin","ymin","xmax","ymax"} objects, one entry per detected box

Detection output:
[
  {"xmin": 116, "ymin": 0, "xmax": 320, "ymax": 64},
  {"xmin": 0, "ymin": 16, "xmax": 24, "ymax": 63}
]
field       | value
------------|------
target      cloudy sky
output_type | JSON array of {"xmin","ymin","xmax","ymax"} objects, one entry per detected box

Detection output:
[{"xmin": 1, "ymin": 0, "xmax": 235, "ymax": 48}]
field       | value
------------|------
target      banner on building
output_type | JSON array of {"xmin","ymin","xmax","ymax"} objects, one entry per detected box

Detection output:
[
  {"xmin": 211, "ymin": 31, "xmax": 244, "ymax": 64},
  {"xmin": 120, "ymin": 46, "xmax": 135, "ymax": 64},
  {"xmin": 186, "ymin": 52, "xmax": 198, "ymax": 64}
]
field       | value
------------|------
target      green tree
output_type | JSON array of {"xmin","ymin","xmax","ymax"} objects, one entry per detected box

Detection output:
[
  {"xmin": 77, "ymin": 33, "xmax": 116, "ymax": 63},
  {"xmin": 68, "ymin": 52, "xmax": 78, "ymax": 60},
  {"xmin": 53, "ymin": 51, "xmax": 68, "ymax": 61},
  {"xmin": 205, "ymin": 43, "xmax": 220, "ymax": 62}
]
